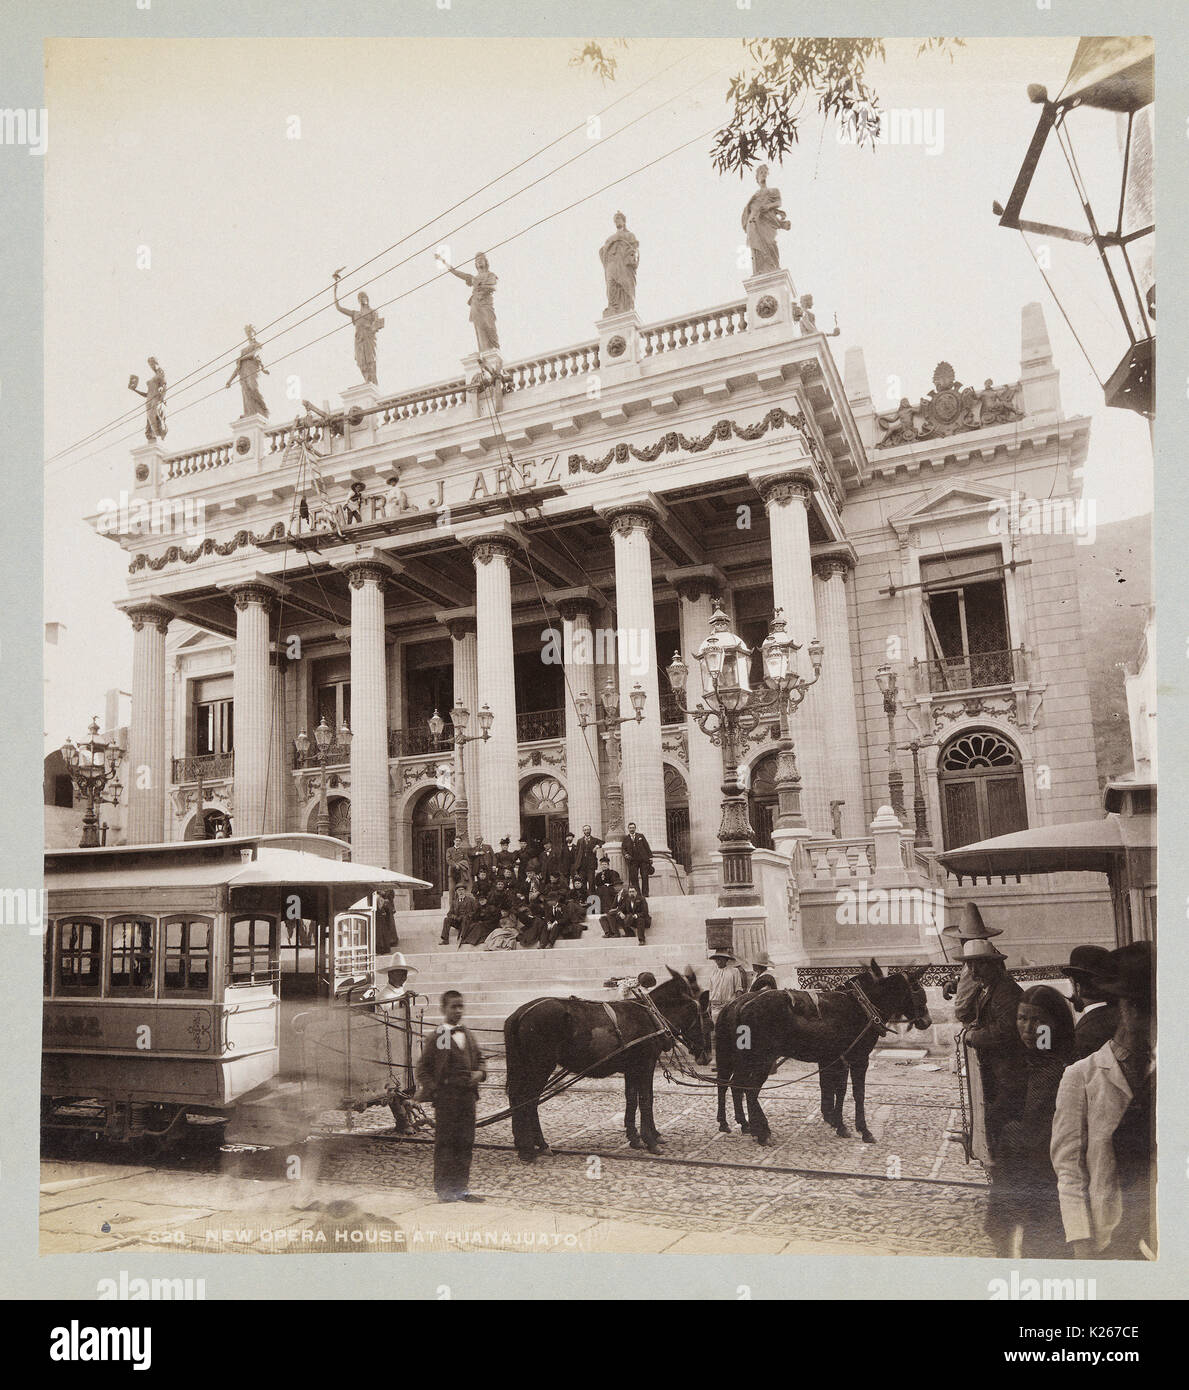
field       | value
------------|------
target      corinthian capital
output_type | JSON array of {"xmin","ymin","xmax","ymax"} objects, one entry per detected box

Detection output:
[
  {"xmin": 607, "ymin": 508, "xmax": 655, "ymax": 542},
  {"xmin": 228, "ymin": 582, "xmax": 278, "ymax": 614},
  {"xmin": 123, "ymin": 601, "xmax": 174, "ymax": 634},
  {"xmin": 757, "ymin": 475, "xmax": 814, "ymax": 510},
  {"xmin": 466, "ymin": 536, "xmax": 519, "ymax": 567},
  {"xmin": 812, "ymin": 553, "xmax": 855, "ymax": 582}
]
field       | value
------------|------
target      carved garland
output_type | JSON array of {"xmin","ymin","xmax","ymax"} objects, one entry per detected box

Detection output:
[
  {"xmin": 129, "ymin": 521, "xmax": 287, "ymax": 573},
  {"xmin": 568, "ymin": 407, "xmax": 809, "ymax": 476}
]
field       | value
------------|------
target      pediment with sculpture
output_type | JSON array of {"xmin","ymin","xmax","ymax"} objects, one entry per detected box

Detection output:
[{"xmin": 875, "ymin": 362, "xmax": 1023, "ymax": 449}]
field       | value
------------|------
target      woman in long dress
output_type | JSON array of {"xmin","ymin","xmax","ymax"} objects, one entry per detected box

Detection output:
[
  {"xmin": 741, "ymin": 164, "xmax": 791, "ymax": 276},
  {"xmin": 333, "ymin": 280, "xmax": 385, "ymax": 384},
  {"xmin": 437, "ymin": 252, "xmax": 499, "ymax": 352},
  {"xmin": 599, "ymin": 211, "xmax": 639, "ymax": 315},
  {"xmin": 225, "ymin": 324, "xmax": 270, "ymax": 417}
]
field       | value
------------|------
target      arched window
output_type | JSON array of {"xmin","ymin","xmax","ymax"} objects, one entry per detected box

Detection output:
[{"xmin": 938, "ymin": 728, "xmax": 1028, "ymax": 849}]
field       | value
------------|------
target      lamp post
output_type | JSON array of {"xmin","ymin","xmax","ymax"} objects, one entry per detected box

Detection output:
[
  {"xmin": 294, "ymin": 716, "xmax": 351, "ymax": 836},
  {"xmin": 994, "ymin": 37, "xmax": 1154, "ymax": 417},
  {"xmin": 874, "ymin": 664, "xmax": 906, "ymax": 820},
  {"xmin": 666, "ymin": 606, "xmax": 822, "ymax": 907},
  {"xmin": 574, "ymin": 679, "xmax": 646, "ymax": 839},
  {"xmin": 898, "ymin": 738, "xmax": 932, "ymax": 846},
  {"xmin": 429, "ymin": 699, "xmax": 493, "ymax": 899},
  {"xmin": 61, "ymin": 717, "xmax": 125, "ymax": 848}
]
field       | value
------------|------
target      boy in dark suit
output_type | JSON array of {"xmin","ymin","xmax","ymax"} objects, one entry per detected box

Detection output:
[{"xmin": 414, "ymin": 991, "xmax": 486, "ymax": 1203}]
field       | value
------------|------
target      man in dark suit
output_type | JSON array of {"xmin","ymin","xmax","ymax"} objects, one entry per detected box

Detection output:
[
  {"xmin": 414, "ymin": 991, "xmax": 486, "ymax": 1203},
  {"xmin": 571, "ymin": 824, "xmax": 604, "ymax": 895},
  {"xmin": 621, "ymin": 822, "xmax": 653, "ymax": 897},
  {"xmin": 1061, "ymin": 944, "xmax": 1120, "ymax": 1059},
  {"xmin": 469, "ymin": 837, "xmax": 494, "ymax": 879},
  {"xmin": 537, "ymin": 839, "xmax": 561, "ymax": 883},
  {"xmin": 558, "ymin": 831, "xmax": 577, "ymax": 884},
  {"xmin": 609, "ymin": 885, "xmax": 651, "ymax": 944}
]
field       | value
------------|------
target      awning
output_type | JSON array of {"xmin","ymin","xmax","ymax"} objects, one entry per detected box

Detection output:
[{"xmin": 937, "ymin": 813, "xmax": 1151, "ymax": 882}]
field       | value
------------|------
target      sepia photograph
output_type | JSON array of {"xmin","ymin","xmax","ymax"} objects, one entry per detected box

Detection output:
[{"xmin": 26, "ymin": 19, "xmax": 1161, "ymax": 1298}]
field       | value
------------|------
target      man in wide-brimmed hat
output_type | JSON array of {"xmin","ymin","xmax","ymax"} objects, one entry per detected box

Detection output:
[
  {"xmin": 749, "ymin": 951, "xmax": 777, "ymax": 992},
  {"xmin": 1051, "ymin": 941, "xmax": 1155, "ymax": 1259},
  {"xmin": 943, "ymin": 901, "xmax": 1002, "ymax": 1022},
  {"xmin": 707, "ymin": 949, "xmax": 746, "ymax": 1021},
  {"xmin": 1061, "ymin": 944, "xmax": 1119, "ymax": 1059},
  {"xmin": 962, "ymin": 936, "xmax": 1026, "ymax": 1146}
]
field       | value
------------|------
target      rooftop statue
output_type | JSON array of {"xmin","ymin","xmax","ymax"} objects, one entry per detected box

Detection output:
[
  {"xmin": 436, "ymin": 251, "xmax": 500, "ymax": 354},
  {"xmin": 793, "ymin": 293, "xmax": 839, "ymax": 338},
  {"xmin": 599, "ymin": 211, "xmax": 639, "ymax": 316},
  {"xmin": 128, "ymin": 357, "xmax": 167, "ymax": 441},
  {"xmin": 741, "ymin": 164, "xmax": 790, "ymax": 276},
  {"xmin": 225, "ymin": 324, "xmax": 270, "ymax": 419},
  {"xmin": 333, "ymin": 269, "xmax": 385, "ymax": 385}
]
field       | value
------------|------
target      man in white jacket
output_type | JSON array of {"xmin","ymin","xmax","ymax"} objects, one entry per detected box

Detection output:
[{"xmin": 1050, "ymin": 942, "xmax": 1155, "ymax": 1259}]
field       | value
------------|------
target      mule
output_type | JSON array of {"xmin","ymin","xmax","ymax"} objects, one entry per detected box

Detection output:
[
  {"xmin": 503, "ymin": 967, "xmax": 711, "ymax": 1161},
  {"xmin": 715, "ymin": 961, "xmax": 931, "ymax": 1144}
]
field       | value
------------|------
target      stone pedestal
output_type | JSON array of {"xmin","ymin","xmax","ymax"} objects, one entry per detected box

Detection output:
[
  {"xmin": 871, "ymin": 804, "xmax": 906, "ymax": 886},
  {"xmin": 596, "ymin": 309, "xmax": 641, "ymax": 376},
  {"xmin": 340, "ymin": 380, "xmax": 383, "ymax": 448},
  {"xmin": 705, "ymin": 906, "xmax": 770, "ymax": 970},
  {"xmin": 131, "ymin": 441, "xmax": 166, "ymax": 498},
  {"xmin": 231, "ymin": 413, "xmax": 268, "ymax": 471},
  {"xmin": 462, "ymin": 351, "xmax": 505, "ymax": 420},
  {"xmin": 743, "ymin": 268, "xmax": 798, "ymax": 335}
]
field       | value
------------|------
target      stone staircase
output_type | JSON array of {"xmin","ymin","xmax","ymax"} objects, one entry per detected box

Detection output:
[{"xmin": 392, "ymin": 895, "xmax": 718, "ymax": 1039}]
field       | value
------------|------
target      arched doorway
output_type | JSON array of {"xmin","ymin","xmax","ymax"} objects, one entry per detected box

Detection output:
[
  {"xmin": 664, "ymin": 766, "xmax": 691, "ymax": 871},
  {"xmin": 938, "ymin": 728, "xmax": 1028, "ymax": 849},
  {"xmin": 746, "ymin": 752, "xmax": 779, "ymax": 850},
  {"xmin": 520, "ymin": 775, "xmax": 568, "ymax": 852},
  {"xmin": 184, "ymin": 807, "xmax": 233, "ymax": 840},
  {"xmin": 412, "ymin": 787, "xmax": 456, "ymax": 908}
]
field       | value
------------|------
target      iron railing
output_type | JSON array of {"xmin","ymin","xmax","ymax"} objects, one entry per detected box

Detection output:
[
  {"xmin": 172, "ymin": 753, "xmax": 234, "ymax": 782},
  {"xmin": 292, "ymin": 738, "xmax": 352, "ymax": 768},
  {"xmin": 388, "ymin": 727, "xmax": 452, "ymax": 759},
  {"xmin": 517, "ymin": 708, "xmax": 564, "ymax": 742},
  {"xmin": 916, "ymin": 646, "xmax": 1028, "ymax": 694}
]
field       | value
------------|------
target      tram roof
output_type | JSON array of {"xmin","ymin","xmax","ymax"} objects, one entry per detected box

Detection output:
[{"xmin": 45, "ymin": 834, "xmax": 431, "ymax": 892}]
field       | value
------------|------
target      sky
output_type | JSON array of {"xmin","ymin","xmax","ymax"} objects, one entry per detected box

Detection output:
[{"xmin": 42, "ymin": 35, "xmax": 1153, "ymax": 748}]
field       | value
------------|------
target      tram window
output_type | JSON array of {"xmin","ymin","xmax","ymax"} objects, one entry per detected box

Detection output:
[
  {"xmin": 109, "ymin": 917, "xmax": 156, "ymax": 995},
  {"xmin": 230, "ymin": 916, "xmax": 277, "ymax": 985},
  {"xmin": 56, "ymin": 918, "xmax": 102, "ymax": 995},
  {"xmin": 162, "ymin": 917, "xmax": 212, "ymax": 996}
]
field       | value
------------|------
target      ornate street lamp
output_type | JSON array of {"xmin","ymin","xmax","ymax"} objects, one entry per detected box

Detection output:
[
  {"xmin": 898, "ymin": 735, "xmax": 933, "ymax": 847},
  {"xmin": 874, "ymin": 665, "xmax": 906, "ymax": 819},
  {"xmin": 294, "ymin": 715, "xmax": 351, "ymax": 836},
  {"xmin": 61, "ymin": 716, "xmax": 125, "ymax": 848},
  {"xmin": 432, "ymin": 699, "xmax": 493, "ymax": 899},
  {"xmin": 667, "ymin": 606, "xmax": 822, "ymax": 906},
  {"xmin": 994, "ymin": 37, "xmax": 1154, "ymax": 416},
  {"xmin": 575, "ymin": 679, "xmax": 645, "ymax": 838}
]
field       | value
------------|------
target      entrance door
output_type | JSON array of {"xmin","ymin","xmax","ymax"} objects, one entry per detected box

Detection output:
[
  {"xmin": 520, "ymin": 776, "xmax": 569, "ymax": 857},
  {"xmin": 746, "ymin": 753, "xmax": 779, "ymax": 851},
  {"xmin": 412, "ymin": 788, "xmax": 457, "ymax": 908}
]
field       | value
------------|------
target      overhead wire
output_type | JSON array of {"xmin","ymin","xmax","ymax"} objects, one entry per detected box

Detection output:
[{"xmin": 46, "ymin": 44, "xmax": 725, "ymax": 473}]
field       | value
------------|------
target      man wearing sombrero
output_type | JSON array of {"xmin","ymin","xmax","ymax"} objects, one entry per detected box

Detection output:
[
  {"xmin": 1051, "ymin": 941, "xmax": 1156, "ymax": 1259},
  {"xmin": 960, "ymin": 930, "xmax": 1026, "ymax": 1148},
  {"xmin": 941, "ymin": 901, "xmax": 1002, "ymax": 1024}
]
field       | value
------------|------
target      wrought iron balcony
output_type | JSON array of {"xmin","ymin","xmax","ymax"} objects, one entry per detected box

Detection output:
[
  {"xmin": 388, "ymin": 727, "xmax": 451, "ymax": 759},
  {"xmin": 172, "ymin": 752, "xmax": 234, "ymax": 782},
  {"xmin": 915, "ymin": 646, "xmax": 1028, "ymax": 695},
  {"xmin": 517, "ymin": 708, "xmax": 564, "ymax": 742},
  {"xmin": 293, "ymin": 738, "xmax": 353, "ymax": 768}
]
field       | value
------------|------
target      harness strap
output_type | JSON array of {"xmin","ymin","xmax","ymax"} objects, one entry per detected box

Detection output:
[{"xmin": 845, "ymin": 978, "xmax": 892, "ymax": 1037}]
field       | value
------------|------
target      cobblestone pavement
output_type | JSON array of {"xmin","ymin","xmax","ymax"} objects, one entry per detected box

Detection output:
[{"xmin": 40, "ymin": 1055, "xmax": 994, "ymax": 1258}]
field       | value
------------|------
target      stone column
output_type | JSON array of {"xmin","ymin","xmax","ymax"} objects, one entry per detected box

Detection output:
[
  {"xmin": 266, "ymin": 659, "xmax": 288, "ymax": 833},
  {"xmin": 667, "ymin": 568, "xmax": 726, "ymax": 892},
  {"xmin": 754, "ymin": 473, "xmax": 829, "ymax": 837},
  {"xmin": 345, "ymin": 557, "xmax": 393, "ymax": 867},
  {"xmin": 467, "ymin": 535, "xmax": 521, "ymax": 846},
  {"xmin": 605, "ymin": 507, "xmax": 675, "ymax": 889},
  {"xmin": 813, "ymin": 555, "xmax": 866, "ymax": 838},
  {"xmin": 122, "ymin": 602, "xmax": 172, "ymax": 844},
  {"xmin": 548, "ymin": 587, "xmax": 605, "ymax": 839},
  {"xmin": 438, "ymin": 608, "xmax": 481, "ymax": 842},
  {"xmin": 229, "ymin": 583, "xmax": 275, "ymax": 839}
]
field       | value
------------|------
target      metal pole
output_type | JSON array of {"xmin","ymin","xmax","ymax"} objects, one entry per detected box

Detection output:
[
  {"xmin": 315, "ymin": 753, "xmax": 330, "ymax": 836},
  {"xmin": 885, "ymin": 702, "xmax": 905, "ymax": 818},
  {"xmin": 716, "ymin": 719, "xmax": 760, "ymax": 906}
]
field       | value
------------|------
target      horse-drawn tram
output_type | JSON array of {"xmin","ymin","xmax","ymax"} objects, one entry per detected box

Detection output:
[{"xmin": 41, "ymin": 834, "xmax": 429, "ymax": 1147}]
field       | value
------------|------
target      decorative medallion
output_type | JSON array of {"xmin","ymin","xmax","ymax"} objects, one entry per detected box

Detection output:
[
  {"xmin": 236, "ymin": 435, "xmax": 251, "ymax": 455},
  {"xmin": 755, "ymin": 294, "xmax": 779, "ymax": 320},
  {"xmin": 606, "ymin": 334, "xmax": 627, "ymax": 358},
  {"xmin": 134, "ymin": 462, "xmax": 150, "ymax": 483}
]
